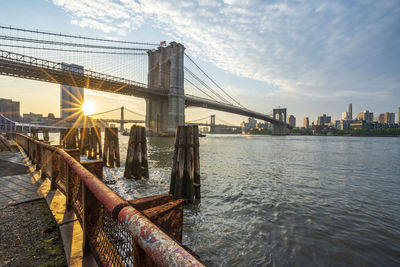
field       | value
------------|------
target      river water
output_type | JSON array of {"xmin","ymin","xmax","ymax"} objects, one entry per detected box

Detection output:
[{"xmin": 54, "ymin": 134, "xmax": 400, "ymax": 266}]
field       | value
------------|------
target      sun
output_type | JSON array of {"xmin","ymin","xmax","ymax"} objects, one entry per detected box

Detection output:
[{"xmin": 81, "ymin": 100, "xmax": 96, "ymax": 116}]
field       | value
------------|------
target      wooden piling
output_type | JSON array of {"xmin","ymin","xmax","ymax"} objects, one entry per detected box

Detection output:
[
  {"xmin": 60, "ymin": 128, "xmax": 79, "ymax": 149},
  {"xmin": 170, "ymin": 126, "xmax": 200, "ymax": 203},
  {"xmin": 88, "ymin": 127, "xmax": 102, "ymax": 160},
  {"xmin": 31, "ymin": 128, "xmax": 38, "ymax": 139},
  {"xmin": 103, "ymin": 127, "xmax": 120, "ymax": 168},
  {"xmin": 124, "ymin": 125, "xmax": 149, "ymax": 179},
  {"xmin": 43, "ymin": 129, "xmax": 50, "ymax": 142},
  {"xmin": 79, "ymin": 127, "xmax": 89, "ymax": 155}
]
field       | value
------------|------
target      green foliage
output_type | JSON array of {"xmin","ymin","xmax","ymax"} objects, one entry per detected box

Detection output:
[
  {"xmin": 248, "ymin": 128, "xmax": 272, "ymax": 135},
  {"xmin": 290, "ymin": 128, "xmax": 313, "ymax": 135},
  {"xmin": 336, "ymin": 128, "xmax": 400, "ymax": 136}
]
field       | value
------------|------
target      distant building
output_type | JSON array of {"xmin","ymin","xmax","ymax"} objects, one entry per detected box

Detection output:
[
  {"xmin": 342, "ymin": 112, "xmax": 349, "ymax": 120},
  {"xmin": 0, "ymin": 98, "xmax": 20, "ymax": 121},
  {"xmin": 287, "ymin": 115, "xmax": 296, "ymax": 128},
  {"xmin": 303, "ymin": 117, "xmax": 309, "ymax": 128},
  {"xmin": 356, "ymin": 110, "xmax": 374, "ymax": 122},
  {"xmin": 378, "ymin": 112, "xmax": 395, "ymax": 124},
  {"xmin": 22, "ymin": 112, "xmax": 45, "ymax": 124},
  {"xmin": 248, "ymin": 118, "xmax": 257, "ymax": 129},
  {"xmin": 398, "ymin": 107, "xmax": 400, "ymax": 123},
  {"xmin": 317, "ymin": 114, "xmax": 331, "ymax": 126},
  {"xmin": 60, "ymin": 63, "xmax": 84, "ymax": 122},
  {"xmin": 256, "ymin": 122, "xmax": 270, "ymax": 130},
  {"xmin": 348, "ymin": 103, "xmax": 353, "ymax": 120},
  {"xmin": 241, "ymin": 118, "xmax": 257, "ymax": 133},
  {"xmin": 340, "ymin": 120, "xmax": 353, "ymax": 130}
]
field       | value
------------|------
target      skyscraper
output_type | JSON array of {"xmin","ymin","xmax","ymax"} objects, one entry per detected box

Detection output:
[
  {"xmin": 348, "ymin": 103, "xmax": 352, "ymax": 120},
  {"xmin": 0, "ymin": 98, "xmax": 20, "ymax": 121},
  {"xmin": 287, "ymin": 115, "xmax": 296, "ymax": 128},
  {"xmin": 60, "ymin": 63, "xmax": 84, "ymax": 122},
  {"xmin": 303, "ymin": 117, "xmax": 309, "ymax": 128},
  {"xmin": 378, "ymin": 112, "xmax": 395, "ymax": 124}
]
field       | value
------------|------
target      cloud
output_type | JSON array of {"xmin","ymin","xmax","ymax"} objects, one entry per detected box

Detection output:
[{"xmin": 51, "ymin": 0, "xmax": 400, "ymax": 104}]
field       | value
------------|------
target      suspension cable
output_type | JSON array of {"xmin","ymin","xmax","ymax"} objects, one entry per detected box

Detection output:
[
  {"xmin": 187, "ymin": 115, "xmax": 210, "ymax": 123},
  {"xmin": 0, "ymin": 44, "xmax": 147, "ymax": 55},
  {"xmin": 0, "ymin": 36, "xmax": 150, "ymax": 51},
  {"xmin": 89, "ymin": 107, "xmax": 122, "ymax": 117},
  {"xmin": 0, "ymin": 25, "xmax": 159, "ymax": 46},
  {"xmin": 185, "ymin": 67, "xmax": 229, "ymax": 103},
  {"xmin": 185, "ymin": 53, "xmax": 245, "ymax": 108},
  {"xmin": 184, "ymin": 78, "xmax": 217, "ymax": 101},
  {"xmin": 124, "ymin": 107, "xmax": 145, "ymax": 118}
]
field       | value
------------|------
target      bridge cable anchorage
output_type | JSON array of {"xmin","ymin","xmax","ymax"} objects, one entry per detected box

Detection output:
[
  {"xmin": 0, "ymin": 24, "xmax": 159, "ymax": 46},
  {"xmin": 0, "ymin": 36, "xmax": 150, "ymax": 51},
  {"xmin": 184, "ymin": 67, "xmax": 230, "ymax": 104},
  {"xmin": 185, "ymin": 53, "xmax": 246, "ymax": 108},
  {"xmin": 0, "ymin": 44, "xmax": 147, "ymax": 55}
]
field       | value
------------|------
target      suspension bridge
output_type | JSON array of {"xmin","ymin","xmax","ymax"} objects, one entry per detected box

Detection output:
[
  {"xmin": 0, "ymin": 25, "xmax": 291, "ymax": 135},
  {"xmin": 87, "ymin": 107, "xmax": 242, "ymax": 133}
]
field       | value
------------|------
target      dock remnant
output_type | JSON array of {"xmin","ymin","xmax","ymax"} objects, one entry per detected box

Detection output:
[
  {"xmin": 43, "ymin": 129, "xmax": 50, "ymax": 142},
  {"xmin": 60, "ymin": 128, "xmax": 79, "ymax": 149},
  {"xmin": 88, "ymin": 127, "xmax": 102, "ymax": 160},
  {"xmin": 103, "ymin": 127, "xmax": 120, "ymax": 168},
  {"xmin": 30, "ymin": 128, "xmax": 38, "ymax": 140},
  {"xmin": 79, "ymin": 127, "xmax": 102, "ymax": 159},
  {"xmin": 79, "ymin": 127, "xmax": 89, "ymax": 155},
  {"xmin": 170, "ymin": 125, "xmax": 201, "ymax": 203},
  {"xmin": 124, "ymin": 125, "xmax": 149, "ymax": 179}
]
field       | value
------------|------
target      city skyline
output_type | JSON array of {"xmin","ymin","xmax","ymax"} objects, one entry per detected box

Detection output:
[{"xmin": 0, "ymin": 0, "xmax": 400, "ymax": 126}]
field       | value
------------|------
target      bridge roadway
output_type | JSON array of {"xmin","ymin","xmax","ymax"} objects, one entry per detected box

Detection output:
[
  {"xmin": 96, "ymin": 119, "xmax": 145, "ymax": 124},
  {"xmin": 186, "ymin": 122, "xmax": 241, "ymax": 129},
  {"xmin": 0, "ymin": 50, "xmax": 291, "ymax": 128}
]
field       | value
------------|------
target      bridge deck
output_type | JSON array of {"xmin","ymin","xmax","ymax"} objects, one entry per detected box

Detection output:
[{"xmin": 0, "ymin": 50, "xmax": 290, "ymax": 128}]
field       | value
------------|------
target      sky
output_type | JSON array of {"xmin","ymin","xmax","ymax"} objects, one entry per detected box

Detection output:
[{"xmin": 0, "ymin": 0, "xmax": 399, "ymax": 126}]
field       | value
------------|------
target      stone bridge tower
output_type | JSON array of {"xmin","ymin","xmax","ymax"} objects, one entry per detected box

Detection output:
[
  {"xmin": 272, "ymin": 108, "xmax": 288, "ymax": 135},
  {"xmin": 146, "ymin": 42, "xmax": 185, "ymax": 135}
]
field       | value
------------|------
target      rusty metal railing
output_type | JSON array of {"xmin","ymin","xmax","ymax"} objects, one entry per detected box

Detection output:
[{"xmin": 15, "ymin": 133, "xmax": 205, "ymax": 267}]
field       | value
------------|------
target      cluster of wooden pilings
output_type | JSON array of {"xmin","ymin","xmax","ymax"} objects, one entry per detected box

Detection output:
[
  {"xmin": 79, "ymin": 127, "xmax": 102, "ymax": 159},
  {"xmin": 55, "ymin": 124, "xmax": 201, "ymax": 203},
  {"xmin": 60, "ymin": 128, "xmax": 80, "ymax": 149}
]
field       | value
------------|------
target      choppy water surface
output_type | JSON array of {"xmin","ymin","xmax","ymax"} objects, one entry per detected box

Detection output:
[{"xmin": 53, "ymin": 134, "xmax": 400, "ymax": 266}]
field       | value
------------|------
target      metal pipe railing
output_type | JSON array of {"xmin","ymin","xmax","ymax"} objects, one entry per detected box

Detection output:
[{"xmin": 14, "ymin": 133, "xmax": 204, "ymax": 267}]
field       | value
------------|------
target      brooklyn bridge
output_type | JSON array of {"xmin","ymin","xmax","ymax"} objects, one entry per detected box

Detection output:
[{"xmin": 0, "ymin": 25, "xmax": 291, "ymax": 135}]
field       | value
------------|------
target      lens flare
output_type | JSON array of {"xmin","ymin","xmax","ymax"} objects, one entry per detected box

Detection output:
[{"xmin": 81, "ymin": 100, "xmax": 95, "ymax": 116}]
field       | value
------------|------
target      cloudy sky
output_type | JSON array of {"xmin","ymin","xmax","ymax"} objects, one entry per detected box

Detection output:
[{"xmin": 0, "ymin": 0, "xmax": 399, "ymax": 125}]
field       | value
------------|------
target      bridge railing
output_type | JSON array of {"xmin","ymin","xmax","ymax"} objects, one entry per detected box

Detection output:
[
  {"xmin": 14, "ymin": 133, "xmax": 204, "ymax": 267},
  {"xmin": 0, "ymin": 49, "xmax": 166, "ymax": 95}
]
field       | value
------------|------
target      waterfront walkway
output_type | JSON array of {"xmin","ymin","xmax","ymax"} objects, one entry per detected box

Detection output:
[{"xmin": 0, "ymin": 141, "xmax": 96, "ymax": 266}]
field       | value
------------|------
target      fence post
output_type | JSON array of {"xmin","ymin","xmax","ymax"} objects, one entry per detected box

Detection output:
[
  {"xmin": 65, "ymin": 149, "xmax": 80, "ymax": 210},
  {"xmin": 36, "ymin": 142, "xmax": 42, "ymax": 171},
  {"xmin": 81, "ymin": 160, "xmax": 103, "ymax": 255}
]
